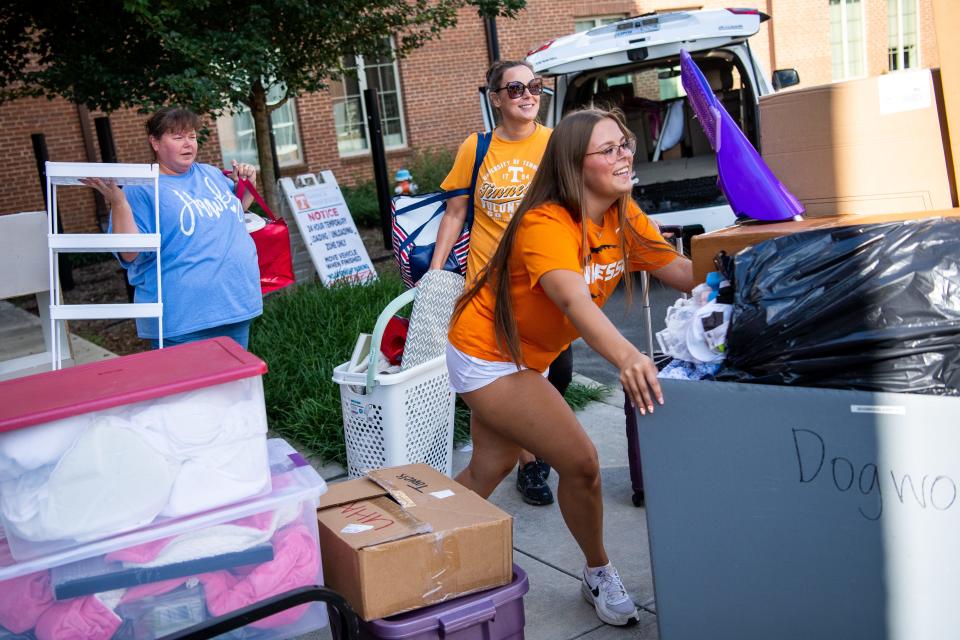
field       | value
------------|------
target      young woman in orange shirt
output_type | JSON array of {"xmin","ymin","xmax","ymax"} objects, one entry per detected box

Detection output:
[
  {"xmin": 431, "ymin": 60, "xmax": 559, "ymax": 506},
  {"xmin": 446, "ymin": 108, "xmax": 694, "ymax": 626}
]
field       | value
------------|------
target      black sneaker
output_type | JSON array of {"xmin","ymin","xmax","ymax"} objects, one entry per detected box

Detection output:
[
  {"xmin": 516, "ymin": 459, "xmax": 554, "ymax": 505},
  {"xmin": 537, "ymin": 458, "xmax": 551, "ymax": 480}
]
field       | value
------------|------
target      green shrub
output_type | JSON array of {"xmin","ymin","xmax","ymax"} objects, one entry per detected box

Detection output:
[
  {"xmin": 341, "ymin": 181, "xmax": 381, "ymax": 227},
  {"xmin": 340, "ymin": 146, "xmax": 455, "ymax": 230},
  {"xmin": 407, "ymin": 147, "xmax": 455, "ymax": 193},
  {"xmin": 249, "ymin": 274, "xmax": 406, "ymax": 464},
  {"xmin": 564, "ymin": 381, "xmax": 611, "ymax": 409}
]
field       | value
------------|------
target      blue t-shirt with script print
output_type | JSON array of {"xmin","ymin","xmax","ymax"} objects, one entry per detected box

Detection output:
[{"xmin": 118, "ymin": 163, "xmax": 262, "ymax": 339}]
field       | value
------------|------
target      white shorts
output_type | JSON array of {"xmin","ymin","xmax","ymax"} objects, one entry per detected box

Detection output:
[{"xmin": 446, "ymin": 343, "xmax": 544, "ymax": 394}]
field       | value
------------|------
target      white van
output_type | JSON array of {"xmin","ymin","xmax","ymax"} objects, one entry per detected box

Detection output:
[{"xmin": 521, "ymin": 9, "xmax": 798, "ymax": 236}]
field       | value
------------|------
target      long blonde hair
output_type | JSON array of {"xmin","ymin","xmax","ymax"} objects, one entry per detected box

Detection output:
[{"xmin": 454, "ymin": 108, "xmax": 677, "ymax": 367}]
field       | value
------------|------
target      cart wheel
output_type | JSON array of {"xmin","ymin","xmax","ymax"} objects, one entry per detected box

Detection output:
[{"xmin": 632, "ymin": 490, "xmax": 645, "ymax": 507}]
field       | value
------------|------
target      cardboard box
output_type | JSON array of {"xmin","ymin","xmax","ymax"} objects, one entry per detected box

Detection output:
[
  {"xmin": 316, "ymin": 464, "xmax": 512, "ymax": 621},
  {"xmin": 690, "ymin": 207, "xmax": 960, "ymax": 283},
  {"xmin": 932, "ymin": 0, "xmax": 960, "ymax": 184},
  {"xmin": 759, "ymin": 68, "xmax": 957, "ymax": 217}
]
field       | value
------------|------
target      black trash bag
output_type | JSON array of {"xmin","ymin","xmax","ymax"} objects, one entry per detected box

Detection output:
[{"xmin": 716, "ymin": 217, "xmax": 960, "ymax": 395}]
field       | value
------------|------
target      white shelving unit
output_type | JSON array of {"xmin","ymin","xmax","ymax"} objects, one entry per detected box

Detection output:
[{"xmin": 46, "ymin": 162, "xmax": 163, "ymax": 369}]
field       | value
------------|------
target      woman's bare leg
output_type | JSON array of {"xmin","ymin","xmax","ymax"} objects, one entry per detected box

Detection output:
[{"xmin": 456, "ymin": 370, "xmax": 608, "ymax": 567}]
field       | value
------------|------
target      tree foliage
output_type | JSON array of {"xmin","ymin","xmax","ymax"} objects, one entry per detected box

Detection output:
[{"xmin": 1, "ymin": 0, "xmax": 526, "ymax": 208}]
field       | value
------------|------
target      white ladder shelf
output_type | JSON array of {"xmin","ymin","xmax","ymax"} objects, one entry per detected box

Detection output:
[{"xmin": 46, "ymin": 162, "xmax": 163, "ymax": 369}]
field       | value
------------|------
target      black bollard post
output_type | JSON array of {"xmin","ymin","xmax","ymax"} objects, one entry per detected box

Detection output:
[
  {"xmin": 32, "ymin": 133, "xmax": 74, "ymax": 291},
  {"xmin": 94, "ymin": 116, "xmax": 118, "ymax": 164},
  {"xmin": 268, "ymin": 125, "xmax": 282, "ymax": 184},
  {"xmin": 484, "ymin": 17, "xmax": 501, "ymax": 65},
  {"xmin": 364, "ymin": 88, "xmax": 393, "ymax": 250}
]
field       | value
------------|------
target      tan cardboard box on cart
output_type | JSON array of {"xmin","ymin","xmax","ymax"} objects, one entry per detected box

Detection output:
[
  {"xmin": 932, "ymin": 0, "xmax": 960, "ymax": 183},
  {"xmin": 691, "ymin": 208, "xmax": 960, "ymax": 284},
  {"xmin": 759, "ymin": 68, "xmax": 958, "ymax": 218},
  {"xmin": 316, "ymin": 463, "xmax": 512, "ymax": 621}
]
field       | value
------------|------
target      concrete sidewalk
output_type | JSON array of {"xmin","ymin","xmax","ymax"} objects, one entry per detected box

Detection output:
[
  {"xmin": 1, "ymin": 303, "xmax": 659, "ymax": 638},
  {"xmin": 0, "ymin": 300, "xmax": 116, "ymax": 380}
]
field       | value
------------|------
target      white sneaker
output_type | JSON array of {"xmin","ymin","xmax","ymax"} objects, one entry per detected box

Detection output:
[{"xmin": 581, "ymin": 564, "xmax": 640, "ymax": 626}]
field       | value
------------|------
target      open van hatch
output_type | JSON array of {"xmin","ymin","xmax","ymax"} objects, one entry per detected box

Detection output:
[
  {"xmin": 528, "ymin": 10, "xmax": 767, "ymax": 78},
  {"xmin": 569, "ymin": 50, "xmax": 760, "ymax": 215},
  {"xmin": 527, "ymin": 9, "xmax": 778, "ymax": 229}
]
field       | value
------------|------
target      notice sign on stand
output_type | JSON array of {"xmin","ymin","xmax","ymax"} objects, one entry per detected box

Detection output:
[{"xmin": 279, "ymin": 171, "xmax": 377, "ymax": 285}]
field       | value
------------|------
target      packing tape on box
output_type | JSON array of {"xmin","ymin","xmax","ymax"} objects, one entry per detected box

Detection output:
[{"xmin": 422, "ymin": 531, "xmax": 462, "ymax": 605}]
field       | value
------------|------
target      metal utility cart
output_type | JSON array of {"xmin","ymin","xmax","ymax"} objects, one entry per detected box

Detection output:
[{"xmin": 160, "ymin": 585, "xmax": 360, "ymax": 640}]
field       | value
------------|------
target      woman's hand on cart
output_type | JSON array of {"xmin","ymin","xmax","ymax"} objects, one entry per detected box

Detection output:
[{"xmin": 618, "ymin": 350, "xmax": 662, "ymax": 415}]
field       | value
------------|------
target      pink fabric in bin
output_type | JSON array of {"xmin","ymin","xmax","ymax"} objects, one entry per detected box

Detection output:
[
  {"xmin": 34, "ymin": 596, "xmax": 121, "ymax": 640},
  {"xmin": 0, "ymin": 570, "xmax": 54, "ymax": 633},
  {"xmin": 201, "ymin": 524, "xmax": 319, "ymax": 628}
]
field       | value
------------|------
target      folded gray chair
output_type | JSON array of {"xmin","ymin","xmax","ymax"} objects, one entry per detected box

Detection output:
[{"xmin": 400, "ymin": 270, "xmax": 466, "ymax": 370}]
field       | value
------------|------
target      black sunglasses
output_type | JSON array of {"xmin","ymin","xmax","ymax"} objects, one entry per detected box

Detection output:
[{"xmin": 493, "ymin": 78, "xmax": 544, "ymax": 99}]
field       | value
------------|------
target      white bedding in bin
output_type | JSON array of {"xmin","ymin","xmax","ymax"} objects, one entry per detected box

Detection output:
[{"xmin": 0, "ymin": 377, "xmax": 270, "ymax": 545}]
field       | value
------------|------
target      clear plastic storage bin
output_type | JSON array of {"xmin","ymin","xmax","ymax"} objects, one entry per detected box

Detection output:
[
  {"xmin": 0, "ymin": 338, "xmax": 271, "ymax": 561},
  {"xmin": 0, "ymin": 439, "xmax": 328, "ymax": 640}
]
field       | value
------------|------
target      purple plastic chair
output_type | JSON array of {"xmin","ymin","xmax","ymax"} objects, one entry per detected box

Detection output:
[{"xmin": 680, "ymin": 49, "xmax": 804, "ymax": 222}]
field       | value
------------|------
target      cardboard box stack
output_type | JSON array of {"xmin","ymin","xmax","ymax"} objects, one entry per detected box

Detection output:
[
  {"xmin": 693, "ymin": 22, "xmax": 960, "ymax": 282},
  {"xmin": 759, "ymin": 68, "xmax": 957, "ymax": 218},
  {"xmin": 932, "ymin": 0, "xmax": 960, "ymax": 187}
]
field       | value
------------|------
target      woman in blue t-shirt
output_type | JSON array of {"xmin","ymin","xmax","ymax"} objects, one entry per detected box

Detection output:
[{"xmin": 84, "ymin": 107, "xmax": 262, "ymax": 349}]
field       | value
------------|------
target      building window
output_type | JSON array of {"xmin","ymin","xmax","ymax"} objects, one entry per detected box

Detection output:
[
  {"xmin": 217, "ymin": 85, "xmax": 304, "ymax": 169},
  {"xmin": 830, "ymin": 0, "xmax": 866, "ymax": 80},
  {"xmin": 888, "ymin": 0, "xmax": 919, "ymax": 71},
  {"xmin": 574, "ymin": 16, "xmax": 624, "ymax": 33},
  {"xmin": 329, "ymin": 40, "xmax": 407, "ymax": 156}
]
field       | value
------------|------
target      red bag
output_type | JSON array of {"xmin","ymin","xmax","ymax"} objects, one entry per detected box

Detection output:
[
  {"xmin": 235, "ymin": 176, "xmax": 295, "ymax": 295},
  {"xmin": 380, "ymin": 315, "xmax": 409, "ymax": 366}
]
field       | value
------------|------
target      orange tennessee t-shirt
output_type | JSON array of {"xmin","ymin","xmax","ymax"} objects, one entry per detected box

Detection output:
[
  {"xmin": 448, "ymin": 200, "xmax": 677, "ymax": 372},
  {"xmin": 441, "ymin": 124, "xmax": 552, "ymax": 282}
]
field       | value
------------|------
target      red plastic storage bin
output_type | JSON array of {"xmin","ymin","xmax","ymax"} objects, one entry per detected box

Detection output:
[
  {"xmin": 359, "ymin": 564, "xmax": 528, "ymax": 640},
  {"xmin": 0, "ymin": 338, "xmax": 271, "ymax": 561}
]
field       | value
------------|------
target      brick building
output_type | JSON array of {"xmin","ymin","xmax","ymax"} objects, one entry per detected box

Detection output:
[{"xmin": 0, "ymin": 0, "xmax": 941, "ymax": 232}]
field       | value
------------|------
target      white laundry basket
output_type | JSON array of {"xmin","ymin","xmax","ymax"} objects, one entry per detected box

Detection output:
[{"xmin": 332, "ymin": 287, "xmax": 456, "ymax": 478}]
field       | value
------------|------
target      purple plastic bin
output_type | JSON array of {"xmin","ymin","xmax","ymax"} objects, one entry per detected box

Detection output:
[{"xmin": 359, "ymin": 564, "xmax": 529, "ymax": 640}]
